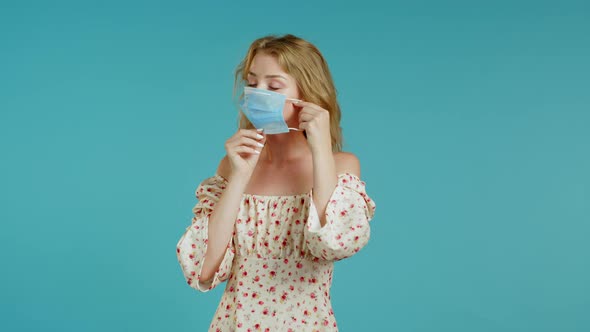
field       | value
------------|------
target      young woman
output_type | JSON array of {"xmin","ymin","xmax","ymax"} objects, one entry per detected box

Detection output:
[{"xmin": 176, "ymin": 34, "xmax": 376, "ymax": 331}]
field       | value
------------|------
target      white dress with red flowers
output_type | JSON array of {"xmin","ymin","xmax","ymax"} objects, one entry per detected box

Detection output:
[{"xmin": 176, "ymin": 173, "xmax": 376, "ymax": 332}]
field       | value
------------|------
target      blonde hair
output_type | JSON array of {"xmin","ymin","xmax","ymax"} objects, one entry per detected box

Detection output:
[{"xmin": 233, "ymin": 34, "xmax": 343, "ymax": 152}]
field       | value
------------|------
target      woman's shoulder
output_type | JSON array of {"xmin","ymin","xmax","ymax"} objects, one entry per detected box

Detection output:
[{"xmin": 333, "ymin": 151, "xmax": 361, "ymax": 177}]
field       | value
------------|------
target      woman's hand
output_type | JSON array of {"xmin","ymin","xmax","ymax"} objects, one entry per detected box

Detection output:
[
  {"xmin": 292, "ymin": 100, "xmax": 332, "ymax": 153},
  {"xmin": 224, "ymin": 128, "xmax": 266, "ymax": 180}
]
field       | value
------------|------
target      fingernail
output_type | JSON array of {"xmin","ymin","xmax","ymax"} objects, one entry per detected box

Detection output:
[
  {"xmin": 254, "ymin": 149, "xmax": 260, "ymax": 154},
  {"xmin": 256, "ymin": 134, "xmax": 263, "ymax": 139},
  {"xmin": 257, "ymin": 128, "xmax": 263, "ymax": 132},
  {"xmin": 257, "ymin": 142, "xmax": 264, "ymax": 147}
]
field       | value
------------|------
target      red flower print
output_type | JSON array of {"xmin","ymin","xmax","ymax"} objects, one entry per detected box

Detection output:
[{"xmin": 296, "ymin": 262, "xmax": 303, "ymax": 269}]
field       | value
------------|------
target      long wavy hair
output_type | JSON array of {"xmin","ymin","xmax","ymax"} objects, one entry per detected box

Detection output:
[{"xmin": 233, "ymin": 34, "xmax": 343, "ymax": 152}]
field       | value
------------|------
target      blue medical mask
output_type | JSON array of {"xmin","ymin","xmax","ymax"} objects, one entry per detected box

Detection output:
[{"xmin": 240, "ymin": 87, "xmax": 302, "ymax": 134}]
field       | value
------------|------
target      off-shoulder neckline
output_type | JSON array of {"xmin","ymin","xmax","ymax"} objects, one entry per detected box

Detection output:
[{"xmin": 211, "ymin": 172, "xmax": 362, "ymax": 199}]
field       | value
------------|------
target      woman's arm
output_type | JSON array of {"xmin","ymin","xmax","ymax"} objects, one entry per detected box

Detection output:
[
  {"xmin": 199, "ymin": 156, "xmax": 248, "ymax": 283},
  {"xmin": 310, "ymin": 145, "xmax": 338, "ymax": 228}
]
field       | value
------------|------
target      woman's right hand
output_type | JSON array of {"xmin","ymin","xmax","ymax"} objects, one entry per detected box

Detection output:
[{"xmin": 224, "ymin": 128, "xmax": 266, "ymax": 180}]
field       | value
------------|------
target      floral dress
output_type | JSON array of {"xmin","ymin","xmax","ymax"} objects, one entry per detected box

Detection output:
[{"xmin": 176, "ymin": 173, "xmax": 376, "ymax": 331}]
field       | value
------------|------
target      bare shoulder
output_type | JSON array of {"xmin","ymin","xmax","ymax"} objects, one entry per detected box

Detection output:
[
  {"xmin": 333, "ymin": 151, "xmax": 361, "ymax": 177},
  {"xmin": 215, "ymin": 155, "xmax": 231, "ymax": 180}
]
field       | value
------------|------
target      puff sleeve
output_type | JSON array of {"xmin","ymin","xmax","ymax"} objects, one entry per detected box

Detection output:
[
  {"xmin": 176, "ymin": 175, "xmax": 236, "ymax": 292},
  {"xmin": 304, "ymin": 173, "xmax": 377, "ymax": 261}
]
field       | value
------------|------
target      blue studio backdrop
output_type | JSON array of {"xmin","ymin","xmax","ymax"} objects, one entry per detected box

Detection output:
[{"xmin": 1, "ymin": 0, "xmax": 588, "ymax": 331}]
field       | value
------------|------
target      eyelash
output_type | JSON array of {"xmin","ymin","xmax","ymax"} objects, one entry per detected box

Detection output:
[{"xmin": 247, "ymin": 83, "xmax": 280, "ymax": 91}]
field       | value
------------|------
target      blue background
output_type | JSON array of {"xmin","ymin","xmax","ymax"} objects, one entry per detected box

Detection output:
[{"xmin": 1, "ymin": 0, "xmax": 588, "ymax": 331}]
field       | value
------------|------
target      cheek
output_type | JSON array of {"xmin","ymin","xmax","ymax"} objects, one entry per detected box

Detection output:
[{"xmin": 282, "ymin": 103, "xmax": 298, "ymax": 120}]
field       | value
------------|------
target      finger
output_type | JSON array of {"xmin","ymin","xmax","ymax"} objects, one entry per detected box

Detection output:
[
  {"xmin": 299, "ymin": 113, "xmax": 314, "ymax": 122},
  {"xmin": 236, "ymin": 136, "xmax": 265, "ymax": 150},
  {"xmin": 234, "ymin": 145, "xmax": 261, "ymax": 155},
  {"xmin": 227, "ymin": 137, "xmax": 264, "ymax": 154},
  {"xmin": 291, "ymin": 100, "xmax": 324, "ymax": 111},
  {"xmin": 228, "ymin": 131, "xmax": 264, "ymax": 148},
  {"xmin": 235, "ymin": 128, "xmax": 265, "ymax": 141}
]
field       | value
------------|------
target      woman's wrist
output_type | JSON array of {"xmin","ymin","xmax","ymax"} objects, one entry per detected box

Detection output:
[{"xmin": 227, "ymin": 171, "xmax": 252, "ymax": 189}]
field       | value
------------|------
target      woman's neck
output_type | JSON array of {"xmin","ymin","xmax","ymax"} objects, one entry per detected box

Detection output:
[{"xmin": 260, "ymin": 131, "xmax": 311, "ymax": 165}]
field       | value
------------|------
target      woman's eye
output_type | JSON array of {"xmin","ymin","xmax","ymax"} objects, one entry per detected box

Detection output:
[
  {"xmin": 247, "ymin": 83, "xmax": 256, "ymax": 87},
  {"xmin": 269, "ymin": 86, "xmax": 280, "ymax": 91}
]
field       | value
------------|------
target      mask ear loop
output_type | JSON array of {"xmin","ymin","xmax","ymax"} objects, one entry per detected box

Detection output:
[{"xmin": 286, "ymin": 98, "xmax": 304, "ymax": 131}]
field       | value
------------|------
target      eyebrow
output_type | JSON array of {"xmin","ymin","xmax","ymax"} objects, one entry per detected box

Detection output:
[{"xmin": 248, "ymin": 71, "xmax": 287, "ymax": 80}]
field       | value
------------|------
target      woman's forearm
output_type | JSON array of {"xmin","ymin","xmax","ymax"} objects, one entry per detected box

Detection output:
[
  {"xmin": 199, "ymin": 174, "xmax": 249, "ymax": 282},
  {"xmin": 312, "ymin": 147, "xmax": 338, "ymax": 228}
]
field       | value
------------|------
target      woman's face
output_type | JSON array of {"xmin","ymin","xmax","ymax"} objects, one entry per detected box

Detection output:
[{"xmin": 246, "ymin": 52, "xmax": 301, "ymax": 129}]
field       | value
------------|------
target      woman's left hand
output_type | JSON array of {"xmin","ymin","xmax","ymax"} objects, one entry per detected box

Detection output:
[{"xmin": 292, "ymin": 100, "xmax": 332, "ymax": 153}]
